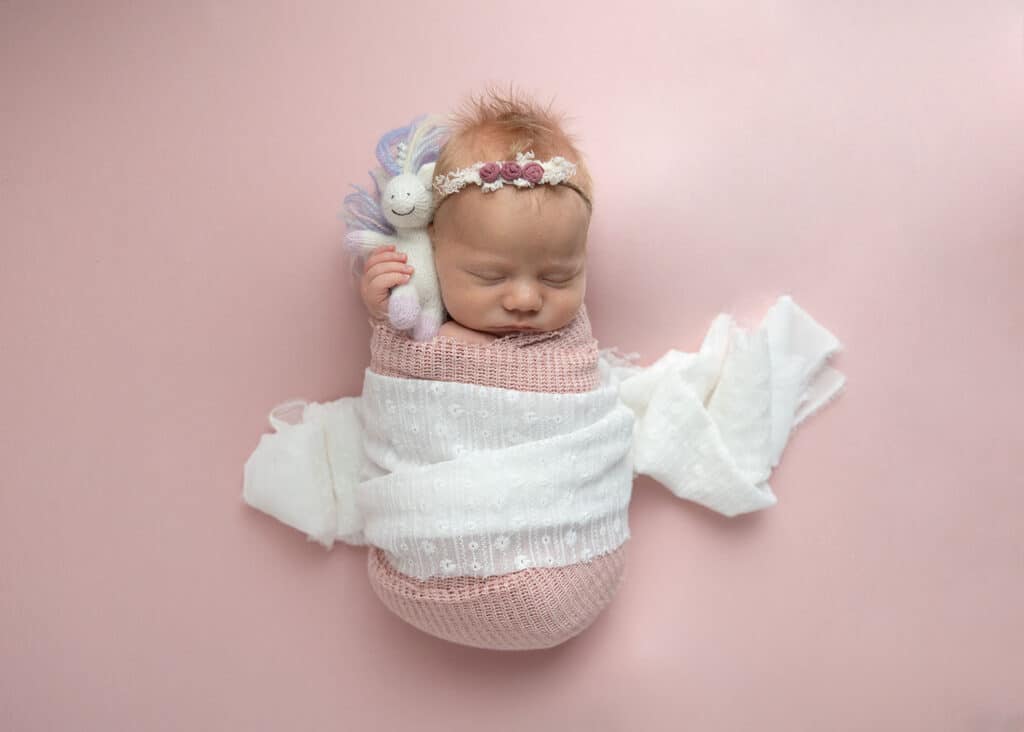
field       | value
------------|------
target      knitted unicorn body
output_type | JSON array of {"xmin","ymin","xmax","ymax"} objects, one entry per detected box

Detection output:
[
  {"xmin": 347, "ymin": 177, "xmax": 443, "ymax": 341},
  {"xmin": 344, "ymin": 117, "xmax": 447, "ymax": 341}
]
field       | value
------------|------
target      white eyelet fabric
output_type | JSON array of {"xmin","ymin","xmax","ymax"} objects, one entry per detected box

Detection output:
[
  {"xmin": 243, "ymin": 296, "xmax": 845, "ymax": 581},
  {"xmin": 356, "ymin": 363, "xmax": 635, "ymax": 579}
]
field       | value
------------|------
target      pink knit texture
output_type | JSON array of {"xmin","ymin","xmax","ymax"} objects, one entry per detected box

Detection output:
[
  {"xmin": 367, "ymin": 544, "xmax": 627, "ymax": 651},
  {"xmin": 369, "ymin": 306, "xmax": 601, "ymax": 393},
  {"xmin": 366, "ymin": 306, "xmax": 628, "ymax": 650}
]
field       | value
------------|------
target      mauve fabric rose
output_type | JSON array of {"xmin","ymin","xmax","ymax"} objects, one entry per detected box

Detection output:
[
  {"xmin": 479, "ymin": 162, "xmax": 501, "ymax": 183},
  {"xmin": 522, "ymin": 162, "xmax": 544, "ymax": 184},
  {"xmin": 500, "ymin": 161, "xmax": 522, "ymax": 181}
]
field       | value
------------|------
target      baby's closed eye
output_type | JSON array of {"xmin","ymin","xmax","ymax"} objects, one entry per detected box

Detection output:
[
  {"xmin": 467, "ymin": 271, "xmax": 506, "ymax": 284},
  {"xmin": 541, "ymin": 272, "xmax": 578, "ymax": 286}
]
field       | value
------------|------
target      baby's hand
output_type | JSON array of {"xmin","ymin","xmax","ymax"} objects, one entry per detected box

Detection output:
[{"xmin": 360, "ymin": 245, "xmax": 414, "ymax": 321}]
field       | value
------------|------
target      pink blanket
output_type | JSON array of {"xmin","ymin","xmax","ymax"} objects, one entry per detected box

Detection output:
[{"xmin": 365, "ymin": 306, "xmax": 627, "ymax": 651}]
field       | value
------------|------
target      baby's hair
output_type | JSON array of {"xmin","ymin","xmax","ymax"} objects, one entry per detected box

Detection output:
[{"xmin": 435, "ymin": 85, "xmax": 594, "ymax": 207}]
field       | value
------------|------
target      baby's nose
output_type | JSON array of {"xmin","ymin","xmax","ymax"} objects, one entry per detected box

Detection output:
[{"xmin": 502, "ymin": 282, "xmax": 542, "ymax": 312}]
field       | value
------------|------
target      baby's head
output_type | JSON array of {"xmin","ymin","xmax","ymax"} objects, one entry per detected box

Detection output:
[{"xmin": 429, "ymin": 89, "xmax": 594, "ymax": 335}]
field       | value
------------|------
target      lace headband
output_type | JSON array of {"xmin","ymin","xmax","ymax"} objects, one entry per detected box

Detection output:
[{"xmin": 432, "ymin": 151, "xmax": 592, "ymax": 211}]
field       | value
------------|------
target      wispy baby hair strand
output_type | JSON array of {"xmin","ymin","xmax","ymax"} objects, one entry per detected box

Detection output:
[{"xmin": 435, "ymin": 84, "xmax": 594, "ymax": 206}]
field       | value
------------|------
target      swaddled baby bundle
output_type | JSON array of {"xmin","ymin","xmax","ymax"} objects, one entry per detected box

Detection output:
[{"xmin": 244, "ymin": 296, "xmax": 844, "ymax": 650}]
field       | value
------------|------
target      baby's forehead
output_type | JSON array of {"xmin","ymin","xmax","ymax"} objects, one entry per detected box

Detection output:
[
  {"xmin": 454, "ymin": 240, "xmax": 585, "ymax": 262},
  {"xmin": 447, "ymin": 225, "xmax": 587, "ymax": 272},
  {"xmin": 440, "ymin": 183, "xmax": 588, "ymax": 231},
  {"xmin": 441, "ymin": 194, "xmax": 586, "ymax": 255}
]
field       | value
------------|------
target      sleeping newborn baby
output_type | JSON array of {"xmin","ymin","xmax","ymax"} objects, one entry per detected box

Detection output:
[
  {"xmin": 357, "ymin": 93, "xmax": 624, "ymax": 650},
  {"xmin": 242, "ymin": 91, "xmax": 845, "ymax": 653}
]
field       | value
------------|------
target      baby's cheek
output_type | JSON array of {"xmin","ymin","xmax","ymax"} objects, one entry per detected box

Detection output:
[
  {"xmin": 438, "ymin": 281, "xmax": 479, "ymax": 319},
  {"xmin": 433, "ymin": 271, "xmax": 460, "ymax": 310},
  {"xmin": 551, "ymin": 287, "xmax": 585, "ymax": 326}
]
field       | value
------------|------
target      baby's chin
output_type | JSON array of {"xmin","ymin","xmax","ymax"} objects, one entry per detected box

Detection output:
[
  {"xmin": 446, "ymin": 303, "xmax": 582, "ymax": 336},
  {"xmin": 484, "ymin": 325, "xmax": 547, "ymax": 335},
  {"xmin": 478, "ymin": 315, "xmax": 578, "ymax": 336}
]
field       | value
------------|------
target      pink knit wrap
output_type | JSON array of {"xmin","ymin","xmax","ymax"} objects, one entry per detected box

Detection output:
[
  {"xmin": 365, "ymin": 306, "xmax": 628, "ymax": 651},
  {"xmin": 369, "ymin": 306, "xmax": 601, "ymax": 393}
]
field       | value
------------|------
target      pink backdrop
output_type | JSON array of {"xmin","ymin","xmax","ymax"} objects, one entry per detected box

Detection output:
[{"xmin": 3, "ymin": 2, "xmax": 1022, "ymax": 729}]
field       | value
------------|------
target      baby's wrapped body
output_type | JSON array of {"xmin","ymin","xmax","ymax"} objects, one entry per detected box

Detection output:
[
  {"xmin": 365, "ymin": 307, "xmax": 627, "ymax": 650},
  {"xmin": 244, "ymin": 296, "xmax": 845, "ymax": 652}
]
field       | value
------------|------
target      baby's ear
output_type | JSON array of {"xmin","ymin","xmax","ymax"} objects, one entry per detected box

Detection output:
[{"xmin": 417, "ymin": 162, "xmax": 435, "ymax": 191}]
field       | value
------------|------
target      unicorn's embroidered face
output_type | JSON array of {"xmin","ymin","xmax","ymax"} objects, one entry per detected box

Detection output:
[{"xmin": 381, "ymin": 164, "xmax": 435, "ymax": 230}]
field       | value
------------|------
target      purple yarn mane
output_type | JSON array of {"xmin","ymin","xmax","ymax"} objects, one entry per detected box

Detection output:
[
  {"xmin": 342, "ymin": 172, "xmax": 395, "ymax": 239},
  {"xmin": 374, "ymin": 113, "xmax": 447, "ymax": 176},
  {"xmin": 342, "ymin": 113, "xmax": 449, "ymax": 258}
]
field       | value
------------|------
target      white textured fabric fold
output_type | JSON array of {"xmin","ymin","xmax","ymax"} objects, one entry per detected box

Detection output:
[
  {"xmin": 618, "ymin": 295, "xmax": 843, "ymax": 515},
  {"xmin": 242, "ymin": 398, "xmax": 366, "ymax": 547},
  {"xmin": 356, "ymin": 363, "xmax": 635, "ymax": 579},
  {"xmin": 242, "ymin": 295, "xmax": 845, "ymax": 574}
]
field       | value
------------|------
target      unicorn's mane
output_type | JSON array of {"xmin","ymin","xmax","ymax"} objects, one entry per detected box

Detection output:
[
  {"xmin": 342, "ymin": 171, "xmax": 395, "ymax": 239},
  {"xmin": 342, "ymin": 114, "xmax": 450, "ymax": 259},
  {"xmin": 400, "ymin": 113, "xmax": 448, "ymax": 173},
  {"xmin": 374, "ymin": 113, "xmax": 448, "ymax": 176}
]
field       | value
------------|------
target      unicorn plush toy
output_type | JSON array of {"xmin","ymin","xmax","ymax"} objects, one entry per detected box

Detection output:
[{"xmin": 343, "ymin": 115, "xmax": 449, "ymax": 341}]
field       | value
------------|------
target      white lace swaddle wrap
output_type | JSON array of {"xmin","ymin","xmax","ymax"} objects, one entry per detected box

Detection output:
[
  {"xmin": 243, "ymin": 295, "xmax": 845, "ymax": 577},
  {"xmin": 358, "ymin": 363, "xmax": 635, "ymax": 579}
]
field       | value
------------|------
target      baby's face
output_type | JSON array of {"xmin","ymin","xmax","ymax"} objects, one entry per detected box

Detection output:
[{"xmin": 429, "ymin": 185, "xmax": 590, "ymax": 335}]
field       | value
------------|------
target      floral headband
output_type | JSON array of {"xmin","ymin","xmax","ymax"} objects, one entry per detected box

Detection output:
[{"xmin": 432, "ymin": 151, "xmax": 592, "ymax": 211}]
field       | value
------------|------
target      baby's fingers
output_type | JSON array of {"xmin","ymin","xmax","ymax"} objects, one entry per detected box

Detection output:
[
  {"xmin": 367, "ymin": 271, "xmax": 411, "ymax": 300},
  {"xmin": 364, "ymin": 259, "xmax": 413, "ymax": 283},
  {"xmin": 363, "ymin": 246, "xmax": 405, "ymax": 270}
]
